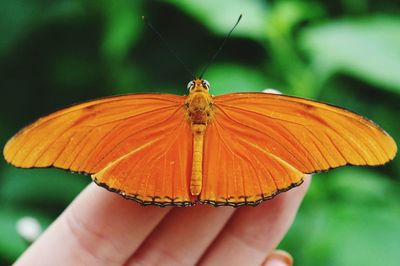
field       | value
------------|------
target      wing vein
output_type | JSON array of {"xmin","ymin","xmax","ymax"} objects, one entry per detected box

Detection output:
[
  {"xmin": 89, "ymin": 106, "xmax": 182, "ymax": 172},
  {"xmin": 216, "ymin": 105, "xmax": 310, "ymax": 168}
]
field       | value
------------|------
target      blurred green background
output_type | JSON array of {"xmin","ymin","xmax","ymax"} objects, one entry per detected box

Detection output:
[{"xmin": 0, "ymin": 0, "xmax": 399, "ymax": 265}]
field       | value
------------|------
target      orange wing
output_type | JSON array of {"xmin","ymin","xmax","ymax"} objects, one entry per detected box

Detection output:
[
  {"xmin": 200, "ymin": 93, "xmax": 397, "ymax": 206},
  {"xmin": 4, "ymin": 94, "xmax": 195, "ymax": 206}
]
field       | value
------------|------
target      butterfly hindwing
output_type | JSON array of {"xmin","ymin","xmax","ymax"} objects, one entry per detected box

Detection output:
[
  {"xmin": 201, "ymin": 114, "xmax": 304, "ymax": 206},
  {"xmin": 92, "ymin": 106, "xmax": 194, "ymax": 206}
]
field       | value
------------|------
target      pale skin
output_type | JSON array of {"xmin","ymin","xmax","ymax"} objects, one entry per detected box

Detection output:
[{"xmin": 14, "ymin": 176, "xmax": 311, "ymax": 266}]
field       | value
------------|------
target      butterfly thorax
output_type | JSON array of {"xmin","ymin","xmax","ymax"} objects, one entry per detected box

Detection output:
[{"xmin": 184, "ymin": 79, "xmax": 214, "ymax": 127}]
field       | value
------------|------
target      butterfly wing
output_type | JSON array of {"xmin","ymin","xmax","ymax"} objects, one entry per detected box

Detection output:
[
  {"xmin": 200, "ymin": 92, "xmax": 397, "ymax": 206},
  {"xmin": 4, "ymin": 94, "xmax": 194, "ymax": 206}
]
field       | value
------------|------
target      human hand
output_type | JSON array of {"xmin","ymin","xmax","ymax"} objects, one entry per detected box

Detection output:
[{"xmin": 14, "ymin": 176, "xmax": 311, "ymax": 266}]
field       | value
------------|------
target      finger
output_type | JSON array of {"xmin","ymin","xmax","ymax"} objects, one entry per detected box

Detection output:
[
  {"xmin": 14, "ymin": 183, "xmax": 170, "ymax": 266},
  {"xmin": 199, "ymin": 176, "xmax": 311, "ymax": 266},
  {"xmin": 262, "ymin": 250, "xmax": 293, "ymax": 266},
  {"xmin": 127, "ymin": 205, "xmax": 235, "ymax": 265}
]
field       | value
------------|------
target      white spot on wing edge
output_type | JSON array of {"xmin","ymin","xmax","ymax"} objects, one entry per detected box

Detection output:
[{"xmin": 262, "ymin": 88, "xmax": 282, "ymax": 95}]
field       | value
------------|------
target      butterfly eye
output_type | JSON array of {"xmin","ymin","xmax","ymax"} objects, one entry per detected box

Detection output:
[
  {"xmin": 203, "ymin": 80, "xmax": 210, "ymax": 90},
  {"xmin": 187, "ymin": 81, "xmax": 195, "ymax": 91}
]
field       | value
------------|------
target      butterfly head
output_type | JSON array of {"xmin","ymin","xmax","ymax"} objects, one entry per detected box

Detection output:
[{"xmin": 187, "ymin": 79, "xmax": 210, "ymax": 93}]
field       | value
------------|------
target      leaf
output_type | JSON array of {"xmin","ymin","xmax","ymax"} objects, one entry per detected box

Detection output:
[
  {"xmin": 100, "ymin": 0, "xmax": 143, "ymax": 63},
  {"xmin": 165, "ymin": 0, "xmax": 267, "ymax": 40},
  {"xmin": 300, "ymin": 15, "xmax": 400, "ymax": 94},
  {"xmin": 265, "ymin": 0, "xmax": 324, "ymax": 38}
]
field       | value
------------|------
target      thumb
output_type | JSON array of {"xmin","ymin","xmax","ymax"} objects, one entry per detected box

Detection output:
[{"xmin": 262, "ymin": 250, "xmax": 293, "ymax": 266}]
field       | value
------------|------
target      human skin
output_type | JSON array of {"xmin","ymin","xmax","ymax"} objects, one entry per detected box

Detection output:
[{"xmin": 13, "ymin": 176, "xmax": 311, "ymax": 266}]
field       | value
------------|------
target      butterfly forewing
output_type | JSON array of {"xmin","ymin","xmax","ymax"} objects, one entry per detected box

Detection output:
[
  {"xmin": 212, "ymin": 92, "xmax": 396, "ymax": 172},
  {"xmin": 4, "ymin": 94, "xmax": 195, "ymax": 206}
]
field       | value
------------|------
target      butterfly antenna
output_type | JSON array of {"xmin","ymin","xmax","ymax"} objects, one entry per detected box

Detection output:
[
  {"xmin": 199, "ymin": 14, "xmax": 242, "ymax": 79},
  {"xmin": 142, "ymin": 16, "xmax": 195, "ymax": 80}
]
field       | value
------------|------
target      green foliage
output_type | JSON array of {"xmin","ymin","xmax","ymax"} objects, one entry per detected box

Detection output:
[
  {"xmin": 166, "ymin": 0, "xmax": 267, "ymax": 40},
  {"xmin": 204, "ymin": 64, "xmax": 270, "ymax": 95},
  {"xmin": 284, "ymin": 168, "xmax": 400, "ymax": 266},
  {"xmin": 0, "ymin": 0, "xmax": 399, "ymax": 265},
  {"xmin": 301, "ymin": 15, "xmax": 400, "ymax": 94}
]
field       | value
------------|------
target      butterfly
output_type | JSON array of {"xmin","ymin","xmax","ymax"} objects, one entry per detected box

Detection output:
[{"xmin": 3, "ymin": 78, "xmax": 397, "ymax": 207}]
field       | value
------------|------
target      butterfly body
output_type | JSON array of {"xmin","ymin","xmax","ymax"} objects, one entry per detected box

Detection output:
[{"xmin": 184, "ymin": 79, "xmax": 215, "ymax": 195}]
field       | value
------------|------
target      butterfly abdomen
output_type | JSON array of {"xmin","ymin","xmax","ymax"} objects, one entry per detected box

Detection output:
[{"xmin": 190, "ymin": 124, "xmax": 206, "ymax": 196}]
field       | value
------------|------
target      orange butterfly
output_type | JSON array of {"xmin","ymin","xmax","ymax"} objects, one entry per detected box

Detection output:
[{"xmin": 3, "ymin": 78, "xmax": 397, "ymax": 207}]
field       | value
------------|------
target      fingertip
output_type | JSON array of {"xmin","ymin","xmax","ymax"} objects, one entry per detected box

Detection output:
[{"xmin": 262, "ymin": 250, "xmax": 293, "ymax": 266}]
